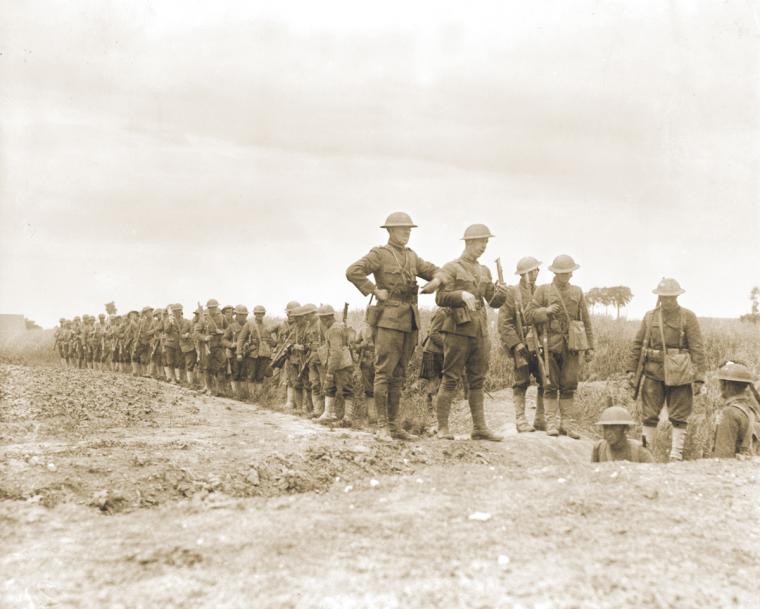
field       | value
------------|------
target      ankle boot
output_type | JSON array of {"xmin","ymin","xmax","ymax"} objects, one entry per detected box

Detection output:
[
  {"xmin": 469, "ymin": 389, "xmax": 503, "ymax": 442},
  {"xmin": 366, "ymin": 396, "xmax": 377, "ymax": 425},
  {"xmin": 318, "ymin": 396, "xmax": 337, "ymax": 423},
  {"xmin": 285, "ymin": 386, "xmax": 295, "ymax": 409},
  {"xmin": 559, "ymin": 397, "xmax": 580, "ymax": 439},
  {"xmin": 294, "ymin": 388, "xmax": 304, "ymax": 412},
  {"xmin": 669, "ymin": 427, "xmax": 686, "ymax": 461},
  {"xmin": 533, "ymin": 392, "xmax": 546, "ymax": 431},
  {"xmin": 311, "ymin": 390, "xmax": 324, "ymax": 418},
  {"xmin": 340, "ymin": 398, "xmax": 356, "ymax": 427},
  {"xmin": 174, "ymin": 368, "xmax": 182, "ymax": 384},
  {"xmin": 388, "ymin": 386, "xmax": 417, "ymax": 440},
  {"xmin": 513, "ymin": 392, "xmax": 535, "ymax": 432},
  {"xmin": 436, "ymin": 388, "xmax": 455, "ymax": 440},
  {"xmin": 546, "ymin": 396, "xmax": 560, "ymax": 437}
]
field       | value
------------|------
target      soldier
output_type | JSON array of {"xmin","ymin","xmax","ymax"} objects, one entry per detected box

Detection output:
[
  {"xmin": 317, "ymin": 305, "xmax": 357, "ymax": 426},
  {"xmin": 627, "ymin": 278, "xmax": 705, "ymax": 461},
  {"xmin": 346, "ymin": 212, "xmax": 440, "ymax": 440},
  {"xmin": 198, "ymin": 299, "xmax": 228, "ymax": 396},
  {"xmin": 288, "ymin": 304, "xmax": 314, "ymax": 413},
  {"xmin": 53, "ymin": 318, "xmax": 67, "ymax": 367},
  {"xmin": 424, "ymin": 224, "xmax": 507, "ymax": 441},
  {"xmin": 498, "ymin": 256, "xmax": 545, "ymax": 433},
  {"xmin": 525, "ymin": 255, "xmax": 594, "ymax": 440},
  {"xmin": 353, "ymin": 323, "xmax": 377, "ymax": 425},
  {"xmin": 131, "ymin": 306, "xmax": 153, "ymax": 377},
  {"xmin": 222, "ymin": 305, "xmax": 235, "ymax": 328},
  {"xmin": 148, "ymin": 308, "xmax": 165, "ymax": 380},
  {"xmin": 123, "ymin": 310, "xmax": 140, "ymax": 375},
  {"xmin": 174, "ymin": 305, "xmax": 197, "ymax": 387},
  {"xmin": 223, "ymin": 304, "xmax": 248, "ymax": 399},
  {"xmin": 591, "ymin": 405, "xmax": 654, "ymax": 463},
  {"xmin": 274, "ymin": 301, "xmax": 301, "ymax": 409},
  {"xmin": 162, "ymin": 304, "xmax": 184, "ymax": 384},
  {"xmin": 94, "ymin": 313, "xmax": 108, "ymax": 371},
  {"xmin": 419, "ymin": 308, "xmax": 447, "ymax": 431},
  {"xmin": 303, "ymin": 304, "xmax": 325, "ymax": 417},
  {"xmin": 104, "ymin": 315, "xmax": 120, "ymax": 372},
  {"xmin": 712, "ymin": 361, "xmax": 760, "ymax": 458},
  {"xmin": 193, "ymin": 304, "xmax": 210, "ymax": 392},
  {"xmin": 83, "ymin": 315, "xmax": 96, "ymax": 369},
  {"xmin": 237, "ymin": 305, "xmax": 275, "ymax": 402}
]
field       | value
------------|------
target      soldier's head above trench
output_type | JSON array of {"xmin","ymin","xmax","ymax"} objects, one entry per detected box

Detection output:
[
  {"xmin": 381, "ymin": 211, "xmax": 416, "ymax": 247},
  {"xmin": 548, "ymin": 254, "xmax": 580, "ymax": 285},
  {"xmin": 717, "ymin": 361, "xmax": 755, "ymax": 399},
  {"xmin": 597, "ymin": 405, "xmax": 635, "ymax": 448}
]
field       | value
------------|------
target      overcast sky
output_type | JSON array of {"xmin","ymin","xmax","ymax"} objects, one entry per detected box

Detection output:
[{"xmin": 1, "ymin": 0, "xmax": 758, "ymax": 327}]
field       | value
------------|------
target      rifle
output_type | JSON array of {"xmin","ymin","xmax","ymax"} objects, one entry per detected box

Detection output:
[
  {"xmin": 542, "ymin": 324, "xmax": 551, "ymax": 387},
  {"xmin": 633, "ymin": 305, "xmax": 657, "ymax": 400},
  {"xmin": 342, "ymin": 302, "xmax": 349, "ymax": 324}
]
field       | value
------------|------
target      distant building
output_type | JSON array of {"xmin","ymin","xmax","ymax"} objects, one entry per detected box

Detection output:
[{"xmin": 0, "ymin": 314, "xmax": 26, "ymax": 338}]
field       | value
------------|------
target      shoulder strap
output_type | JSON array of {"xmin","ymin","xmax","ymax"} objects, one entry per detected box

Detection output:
[
  {"xmin": 552, "ymin": 284, "xmax": 572, "ymax": 321},
  {"xmin": 658, "ymin": 309, "xmax": 667, "ymax": 350},
  {"xmin": 679, "ymin": 309, "xmax": 685, "ymax": 349}
]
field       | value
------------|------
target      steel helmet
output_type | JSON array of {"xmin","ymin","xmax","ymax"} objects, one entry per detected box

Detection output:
[
  {"xmin": 652, "ymin": 277, "xmax": 685, "ymax": 296},
  {"xmin": 717, "ymin": 361, "xmax": 755, "ymax": 384},
  {"xmin": 301, "ymin": 303, "xmax": 318, "ymax": 316},
  {"xmin": 285, "ymin": 301, "xmax": 301, "ymax": 312},
  {"xmin": 291, "ymin": 305, "xmax": 308, "ymax": 317},
  {"xmin": 98, "ymin": 313, "xmax": 105, "ymax": 319},
  {"xmin": 596, "ymin": 405, "xmax": 635, "ymax": 426},
  {"xmin": 380, "ymin": 212, "xmax": 417, "ymax": 229},
  {"xmin": 59, "ymin": 317, "xmax": 65, "ymax": 322},
  {"xmin": 548, "ymin": 254, "xmax": 580, "ymax": 273},
  {"xmin": 206, "ymin": 299, "xmax": 219, "ymax": 308},
  {"xmin": 171, "ymin": 303, "xmax": 183, "ymax": 312},
  {"xmin": 234, "ymin": 304, "xmax": 249, "ymax": 315},
  {"xmin": 515, "ymin": 256, "xmax": 542, "ymax": 275},
  {"xmin": 253, "ymin": 305, "xmax": 266, "ymax": 315},
  {"xmin": 141, "ymin": 306, "xmax": 153, "ymax": 314},
  {"xmin": 461, "ymin": 223, "xmax": 495, "ymax": 240},
  {"xmin": 221, "ymin": 305, "xmax": 234, "ymax": 313},
  {"xmin": 317, "ymin": 304, "xmax": 336, "ymax": 317}
]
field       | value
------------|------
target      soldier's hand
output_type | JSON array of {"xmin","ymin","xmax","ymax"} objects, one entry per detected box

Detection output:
[
  {"xmin": 494, "ymin": 281, "xmax": 508, "ymax": 294},
  {"xmin": 461, "ymin": 291, "xmax": 477, "ymax": 311},
  {"xmin": 293, "ymin": 343, "xmax": 305, "ymax": 352},
  {"xmin": 514, "ymin": 342, "xmax": 528, "ymax": 357},
  {"xmin": 547, "ymin": 303, "xmax": 561, "ymax": 316},
  {"xmin": 420, "ymin": 278, "xmax": 441, "ymax": 294},
  {"xmin": 626, "ymin": 370, "xmax": 636, "ymax": 388},
  {"xmin": 584, "ymin": 349, "xmax": 595, "ymax": 363},
  {"xmin": 374, "ymin": 288, "xmax": 389, "ymax": 301}
]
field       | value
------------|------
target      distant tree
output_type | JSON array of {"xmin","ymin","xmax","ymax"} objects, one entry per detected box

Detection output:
[
  {"xmin": 610, "ymin": 286, "xmax": 634, "ymax": 319},
  {"xmin": 24, "ymin": 318, "xmax": 41, "ymax": 330},
  {"xmin": 585, "ymin": 286, "xmax": 633, "ymax": 318},
  {"xmin": 105, "ymin": 301, "xmax": 117, "ymax": 315},
  {"xmin": 741, "ymin": 287, "xmax": 760, "ymax": 324}
]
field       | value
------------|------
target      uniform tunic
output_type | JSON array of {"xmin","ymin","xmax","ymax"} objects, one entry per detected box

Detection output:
[
  {"xmin": 628, "ymin": 306, "xmax": 705, "ymax": 427},
  {"xmin": 498, "ymin": 278, "xmax": 543, "ymax": 392},
  {"xmin": 591, "ymin": 439, "xmax": 654, "ymax": 463},
  {"xmin": 237, "ymin": 319, "xmax": 275, "ymax": 382},
  {"xmin": 713, "ymin": 395, "xmax": 760, "ymax": 458}
]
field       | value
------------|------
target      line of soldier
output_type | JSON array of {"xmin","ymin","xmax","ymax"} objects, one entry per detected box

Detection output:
[{"xmin": 51, "ymin": 210, "xmax": 760, "ymax": 459}]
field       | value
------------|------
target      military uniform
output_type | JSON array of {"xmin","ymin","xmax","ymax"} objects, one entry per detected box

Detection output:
[
  {"xmin": 591, "ymin": 439, "xmax": 654, "ymax": 463},
  {"xmin": 199, "ymin": 300, "xmax": 228, "ymax": 395},
  {"xmin": 163, "ymin": 307, "xmax": 189, "ymax": 383},
  {"xmin": 304, "ymin": 312, "xmax": 326, "ymax": 416},
  {"xmin": 353, "ymin": 324, "xmax": 377, "ymax": 424},
  {"xmin": 346, "ymin": 217, "xmax": 438, "ymax": 436},
  {"xmin": 275, "ymin": 301, "xmax": 301, "ymax": 408},
  {"xmin": 498, "ymin": 261, "xmax": 545, "ymax": 432},
  {"xmin": 433, "ymin": 230, "xmax": 506, "ymax": 441},
  {"xmin": 525, "ymin": 258, "xmax": 593, "ymax": 438},
  {"xmin": 287, "ymin": 307, "xmax": 313, "ymax": 412},
  {"xmin": 713, "ymin": 395, "xmax": 760, "ymax": 458},
  {"xmin": 237, "ymin": 311, "xmax": 275, "ymax": 399},
  {"xmin": 317, "ymin": 308, "xmax": 356, "ymax": 425},
  {"xmin": 148, "ymin": 311, "xmax": 165, "ymax": 379}
]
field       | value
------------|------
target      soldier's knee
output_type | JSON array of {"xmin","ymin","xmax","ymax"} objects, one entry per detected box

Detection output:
[
  {"xmin": 669, "ymin": 418, "xmax": 688, "ymax": 429},
  {"xmin": 642, "ymin": 417, "xmax": 659, "ymax": 427}
]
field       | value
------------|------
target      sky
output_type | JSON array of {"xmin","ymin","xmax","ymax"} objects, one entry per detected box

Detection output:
[{"xmin": 1, "ymin": 0, "xmax": 759, "ymax": 327}]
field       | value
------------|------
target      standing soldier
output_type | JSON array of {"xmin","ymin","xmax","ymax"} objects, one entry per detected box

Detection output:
[
  {"xmin": 627, "ymin": 278, "xmax": 706, "ymax": 461},
  {"xmin": 148, "ymin": 308, "xmax": 165, "ymax": 380},
  {"xmin": 174, "ymin": 304, "xmax": 197, "ymax": 387},
  {"xmin": 712, "ymin": 361, "xmax": 760, "ymax": 459},
  {"xmin": 424, "ymin": 224, "xmax": 507, "ymax": 441},
  {"xmin": 191, "ymin": 305, "xmax": 206, "ymax": 389},
  {"xmin": 419, "ymin": 308, "xmax": 447, "ymax": 432},
  {"xmin": 83, "ymin": 315, "xmax": 96, "ymax": 369},
  {"xmin": 104, "ymin": 315, "xmax": 119, "ymax": 372},
  {"xmin": 317, "ymin": 305, "xmax": 357, "ymax": 426},
  {"xmin": 162, "ymin": 304, "xmax": 183, "ymax": 383},
  {"xmin": 198, "ymin": 299, "xmax": 228, "ymax": 396},
  {"xmin": 353, "ymin": 323, "xmax": 377, "ymax": 425},
  {"xmin": 288, "ymin": 304, "xmax": 314, "ymax": 413},
  {"xmin": 53, "ymin": 319, "xmax": 67, "ymax": 367},
  {"xmin": 132, "ymin": 307, "xmax": 153, "ymax": 377},
  {"xmin": 223, "ymin": 304, "xmax": 248, "ymax": 399},
  {"xmin": 237, "ymin": 305, "xmax": 275, "ymax": 402},
  {"xmin": 304, "ymin": 304, "xmax": 325, "ymax": 417},
  {"xmin": 124, "ymin": 310, "xmax": 140, "ymax": 375},
  {"xmin": 272, "ymin": 301, "xmax": 301, "ymax": 409},
  {"xmin": 525, "ymin": 255, "xmax": 594, "ymax": 440},
  {"xmin": 94, "ymin": 314, "xmax": 107, "ymax": 371},
  {"xmin": 498, "ymin": 256, "xmax": 545, "ymax": 433},
  {"xmin": 346, "ymin": 212, "xmax": 440, "ymax": 440}
]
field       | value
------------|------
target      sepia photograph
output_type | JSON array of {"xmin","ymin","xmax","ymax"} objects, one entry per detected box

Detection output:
[{"xmin": 1, "ymin": 1, "xmax": 759, "ymax": 608}]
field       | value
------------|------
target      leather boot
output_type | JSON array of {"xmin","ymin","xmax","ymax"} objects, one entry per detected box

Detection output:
[
  {"xmin": 545, "ymin": 395, "xmax": 560, "ymax": 437},
  {"xmin": 340, "ymin": 398, "xmax": 356, "ymax": 427},
  {"xmin": 669, "ymin": 427, "xmax": 686, "ymax": 461},
  {"xmin": 366, "ymin": 396, "xmax": 377, "ymax": 426},
  {"xmin": 255, "ymin": 382, "xmax": 264, "ymax": 401},
  {"xmin": 469, "ymin": 389, "xmax": 502, "ymax": 441},
  {"xmin": 435, "ymin": 387, "xmax": 455, "ymax": 440},
  {"xmin": 388, "ymin": 385, "xmax": 417, "ymax": 441},
  {"xmin": 642, "ymin": 425, "xmax": 656, "ymax": 450},
  {"xmin": 186, "ymin": 369, "xmax": 194, "ymax": 386},
  {"xmin": 558, "ymin": 398, "xmax": 581, "ymax": 439},
  {"xmin": 373, "ymin": 387, "xmax": 392, "ymax": 439},
  {"xmin": 285, "ymin": 386, "xmax": 295, "ymax": 409},
  {"xmin": 164, "ymin": 366, "xmax": 173, "ymax": 382},
  {"xmin": 294, "ymin": 388, "xmax": 304, "ymax": 413},
  {"xmin": 533, "ymin": 391, "xmax": 546, "ymax": 431},
  {"xmin": 513, "ymin": 392, "xmax": 535, "ymax": 433},
  {"xmin": 318, "ymin": 396, "xmax": 337, "ymax": 423},
  {"xmin": 311, "ymin": 390, "xmax": 324, "ymax": 418}
]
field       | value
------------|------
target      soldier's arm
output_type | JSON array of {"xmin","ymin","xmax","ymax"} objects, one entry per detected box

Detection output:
[
  {"xmin": 346, "ymin": 248, "xmax": 383, "ymax": 296},
  {"xmin": 221, "ymin": 325, "xmax": 235, "ymax": 349},
  {"xmin": 326, "ymin": 326, "xmax": 343, "ymax": 374},
  {"xmin": 434, "ymin": 263, "xmax": 465, "ymax": 307},
  {"xmin": 684, "ymin": 310, "xmax": 706, "ymax": 382},
  {"xmin": 712, "ymin": 409, "xmax": 742, "ymax": 458},
  {"xmin": 414, "ymin": 254, "xmax": 439, "ymax": 282},
  {"xmin": 524, "ymin": 286, "xmax": 549, "ymax": 324},
  {"xmin": 579, "ymin": 290, "xmax": 594, "ymax": 349},
  {"xmin": 497, "ymin": 295, "xmax": 522, "ymax": 352},
  {"xmin": 236, "ymin": 323, "xmax": 250, "ymax": 353},
  {"xmin": 627, "ymin": 314, "xmax": 649, "ymax": 373}
]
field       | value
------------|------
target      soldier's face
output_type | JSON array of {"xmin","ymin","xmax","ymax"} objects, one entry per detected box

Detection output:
[
  {"xmin": 173, "ymin": 311, "xmax": 182, "ymax": 319},
  {"xmin": 388, "ymin": 227, "xmax": 411, "ymax": 246},
  {"xmin": 255, "ymin": 313, "xmax": 265, "ymax": 321},
  {"xmin": 661, "ymin": 296, "xmax": 678, "ymax": 311},
  {"xmin": 527, "ymin": 269, "xmax": 539, "ymax": 284},
  {"xmin": 235, "ymin": 313, "xmax": 247, "ymax": 323},
  {"xmin": 602, "ymin": 425, "xmax": 627, "ymax": 448},
  {"xmin": 555, "ymin": 272, "xmax": 572, "ymax": 285},
  {"xmin": 465, "ymin": 238, "xmax": 488, "ymax": 259}
]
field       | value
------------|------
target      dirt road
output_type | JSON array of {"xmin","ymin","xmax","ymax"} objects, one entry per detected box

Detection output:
[{"xmin": 2, "ymin": 364, "xmax": 758, "ymax": 609}]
